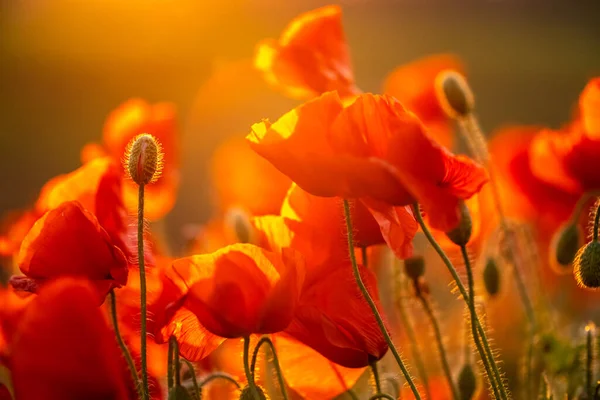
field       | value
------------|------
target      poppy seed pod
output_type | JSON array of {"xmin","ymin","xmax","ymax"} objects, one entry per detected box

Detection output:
[
  {"xmin": 573, "ymin": 241, "xmax": 600, "ymax": 289},
  {"xmin": 404, "ymin": 256, "xmax": 425, "ymax": 280},
  {"xmin": 446, "ymin": 202, "xmax": 472, "ymax": 247},
  {"xmin": 435, "ymin": 70, "xmax": 475, "ymax": 119},
  {"xmin": 125, "ymin": 133, "xmax": 163, "ymax": 186},
  {"xmin": 239, "ymin": 385, "xmax": 268, "ymax": 400},
  {"xmin": 551, "ymin": 223, "xmax": 582, "ymax": 268},
  {"xmin": 457, "ymin": 363, "xmax": 477, "ymax": 400},
  {"xmin": 483, "ymin": 258, "xmax": 501, "ymax": 297}
]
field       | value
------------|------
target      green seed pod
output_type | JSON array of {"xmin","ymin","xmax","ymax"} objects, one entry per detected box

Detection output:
[
  {"xmin": 446, "ymin": 201, "xmax": 472, "ymax": 247},
  {"xmin": 483, "ymin": 257, "xmax": 501, "ymax": 297},
  {"xmin": 239, "ymin": 385, "xmax": 268, "ymax": 400},
  {"xmin": 552, "ymin": 223, "xmax": 582, "ymax": 268},
  {"xmin": 457, "ymin": 363, "xmax": 478, "ymax": 400},
  {"xmin": 404, "ymin": 256, "xmax": 425, "ymax": 280},
  {"xmin": 168, "ymin": 385, "xmax": 193, "ymax": 400},
  {"xmin": 435, "ymin": 70, "xmax": 475, "ymax": 119},
  {"xmin": 574, "ymin": 241, "xmax": 600, "ymax": 289}
]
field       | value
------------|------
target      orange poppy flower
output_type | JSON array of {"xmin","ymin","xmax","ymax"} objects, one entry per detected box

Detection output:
[
  {"xmin": 10, "ymin": 278, "xmax": 131, "ymax": 400},
  {"xmin": 529, "ymin": 78, "xmax": 600, "ymax": 194},
  {"xmin": 248, "ymin": 91, "xmax": 486, "ymax": 255},
  {"xmin": 85, "ymin": 98, "xmax": 179, "ymax": 220},
  {"xmin": 11, "ymin": 201, "xmax": 128, "ymax": 299},
  {"xmin": 383, "ymin": 53, "xmax": 465, "ymax": 149},
  {"xmin": 210, "ymin": 136, "xmax": 292, "ymax": 216},
  {"xmin": 255, "ymin": 5, "xmax": 358, "ymax": 100}
]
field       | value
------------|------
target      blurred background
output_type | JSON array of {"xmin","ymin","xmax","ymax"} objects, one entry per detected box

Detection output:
[{"xmin": 1, "ymin": 0, "xmax": 600, "ymax": 243}]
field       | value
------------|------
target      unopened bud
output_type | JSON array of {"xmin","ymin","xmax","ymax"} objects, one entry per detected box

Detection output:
[
  {"xmin": 551, "ymin": 223, "xmax": 582, "ymax": 268},
  {"xmin": 239, "ymin": 385, "xmax": 267, "ymax": 400},
  {"xmin": 404, "ymin": 256, "xmax": 425, "ymax": 280},
  {"xmin": 435, "ymin": 70, "xmax": 475, "ymax": 119},
  {"xmin": 483, "ymin": 258, "xmax": 500, "ymax": 297},
  {"xmin": 573, "ymin": 241, "xmax": 600, "ymax": 289},
  {"xmin": 125, "ymin": 133, "xmax": 163, "ymax": 186},
  {"xmin": 225, "ymin": 208, "xmax": 255, "ymax": 244},
  {"xmin": 457, "ymin": 363, "xmax": 478, "ymax": 400},
  {"xmin": 168, "ymin": 385, "xmax": 193, "ymax": 400},
  {"xmin": 446, "ymin": 202, "xmax": 472, "ymax": 247}
]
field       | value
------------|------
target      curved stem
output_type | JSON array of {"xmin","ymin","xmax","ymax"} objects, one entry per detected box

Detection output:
[
  {"xmin": 593, "ymin": 199, "xmax": 600, "ymax": 242},
  {"xmin": 461, "ymin": 245, "xmax": 501, "ymax": 400},
  {"xmin": 370, "ymin": 362, "xmax": 382, "ymax": 394},
  {"xmin": 412, "ymin": 203, "xmax": 508, "ymax": 399},
  {"xmin": 181, "ymin": 359, "xmax": 200, "ymax": 400},
  {"xmin": 137, "ymin": 184, "xmax": 149, "ymax": 400},
  {"xmin": 249, "ymin": 336, "xmax": 289, "ymax": 400},
  {"xmin": 415, "ymin": 288, "xmax": 460, "ymax": 400},
  {"xmin": 198, "ymin": 372, "xmax": 242, "ymax": 390},
  {"xmin": 395, "ymin": 267, "xmax": 431, "ymax": 398},
  {"xmin": 343, "ymin": 200, "xmax": 422, "ymax": 399},
  {"xmin": 108, "ymin": 290, "xmax": 142, "ymax": 399},
  {"xmin": 369, "ymin": 394, "xmax": 395, "ymax": 400},
  {"xmin": 243, "ymin": 336, "xmax": 261, "ymax": 400}
]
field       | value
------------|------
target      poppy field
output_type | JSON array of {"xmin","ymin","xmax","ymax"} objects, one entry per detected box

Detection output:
[{"xmin": 1, "ymin": 3, "xmax": 600, "ymax": 400}]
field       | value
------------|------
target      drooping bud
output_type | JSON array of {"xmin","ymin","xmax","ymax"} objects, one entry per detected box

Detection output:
[
  {"xmin": 457, "ymin": 363, "xmax": 478, "ymax": 400},
  {"xmin": 403, "ymin": 256, "xmax": 425, "ymax": 281},
  {"xmin": 573, "ymin": 241, "xmax": 600, "ymax": 289},
  {"xmin": 446, "ymin": 201, "xmax": 472, "ymax": 247},
  {"xmin": 225, "ymin": 207, "xmax": 255, "ymax": 244},
  {"xmin": 551, "ymin": 223, "xmax": 582, "ymax": 268},
  {"xmin": 239, "ymin": 385, "xmax": 268, "ymax": 400},
  {"xmin": 435, "ymin": 70, "xmax": 475, "ymax": 119},
  {"xmin": 125, "ymin": 133, "xmax": 163, "ymax": 186},
  {"xmin": 482, "ymin": 257, "xmax": 501, "ymax": 297},
  {"xmin": 168, "ymin": 385, "xmax": 193, "ymax": 400}
]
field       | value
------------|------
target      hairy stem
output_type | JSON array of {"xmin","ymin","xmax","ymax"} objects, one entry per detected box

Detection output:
[
  {"xmin": 249, "ymin": 336, "xmax": 289, "ymax": 400},
  {"xmin": 137, "ymin": 184, "xmax": 149, "ymax": 400},
  {"xmin": 181, "ymin": 359, "xmax": 200, "ymax": 400},
  {"xmin": 109, "ymin": 290, "xmax": 142, "ymax": 399},
  {"xmin": 343, "ymin": 200, "xmax": 422, "ymax": 399},
  {"xmin": 243, "ymin": 336, "xmax": 261, "ymax": 400}
]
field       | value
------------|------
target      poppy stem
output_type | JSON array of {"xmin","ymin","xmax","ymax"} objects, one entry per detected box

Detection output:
[
  {"xmin": 587, "ymin": 323, "xmax": 596, "ymax": 400},
  {"xmin": 108, "ymin": 289, "xmax": 142, "ymax": 399},
  {"xmin": 370, "ymin": 361, "xmax": 382, "ymax": 394},
  {"xmin": 342, "ymin": 199, "xmax": 422, "ymax": 400},
  {"xmin": 243, "ymin": 336, "xmax": 261, "ymax": 400},
  {"xmin": 170, "ymin": 336, "xmax": 181, "ymax": 387},
  {"xmin": 413, "ymin": 281, "xmax": 460, "ymax": 400},
  {"xmin": 181, "ymin": 359, "xmax": 201, "ymax": 400},
  {"xmin": 412, "ymin": 203, "xmax": 508, "ymax": 400},
  {"xmin": 460, "ymin": 245, "xmax": 502, "ymax": 400},
  {"xmin": 249, "ymin": 336, "xmax": 289, "ymax": 400},
  {"xmin": 395, "ymin": 266, "xmax": 431, "ymax": 398},
  {"xmin": 593, "ymin": 198, "xmax": 600, "ymax": 242},
  {"xmin": 137, "ymin": 183, "xmax": 149, "ymax": 400},
  {"xmin": 167, "ymin": 336, "xmax": 174, "ymax": 390},
  {"xmin": 368, "ymin": 394, "xmax": 395, "ymax": 400}
]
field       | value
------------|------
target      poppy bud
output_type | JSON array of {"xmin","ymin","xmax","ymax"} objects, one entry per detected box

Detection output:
[
  {"xmin": 483, "ymin": 257, "xmax": 501, "ymax": 297},
  {"xmin": 446, "ymin": 202, "xmax": 472, "ymax": 247},
  {"xmin": 457, "ymin": 363, "xmax": 477, "ymax": 400},
  {"xmin": 125, "ymin": 133, "xmax": 163, "ymax": 186},
  {"xmin": 168, "ymin": 385, "xmax": 193, "ymax": 400},
  {"xmin": 573, "ymin": 241, "xmax": 600, "ymax": 289},
  {"xmin": 404, "ymin": 256, "xmax": 425, "ymax": 280},
  {"xmin": 551, "ymin": 223, "xmax": 582, "ymax": 268},
  {"xmin": 435, "ymin": 70, "xmax": 475, "ymax": 119},
  {"xmin": 225, "ymin": 208, "xmax": 255, "ymax": 244},
  {"xmin": 239, "ymin": 385, "xmax": 267, "ymax": 400}
]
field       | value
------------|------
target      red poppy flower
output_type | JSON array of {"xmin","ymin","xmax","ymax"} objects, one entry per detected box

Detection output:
[
  {"xmin": 0, "ymin": 286, "xmax": 33, "ymax": 360},
  {"xmin": 383, "ymin": 53, "xmax": 465, "ymax": 149},
  {"xmin": 9, "ymin": 278, "xmax": 130, "ymax": 400},
  {"xmin": 11, "ymin": 201, "xmax": 128, "ymax": 299},
  {"xmin": 248, "ymin": 91, "xmax": 486, "ymax": 255},
  {"xmin": 255, "ymin": 5, "xmax": 358, "ymax": 100},
  {"xmin": 529, "ymin": 78, "xmax": 600, "ymax": 194},
  {"xmin": 84, "ymin": 98, "xmax": 179, "ymax": 220}
]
